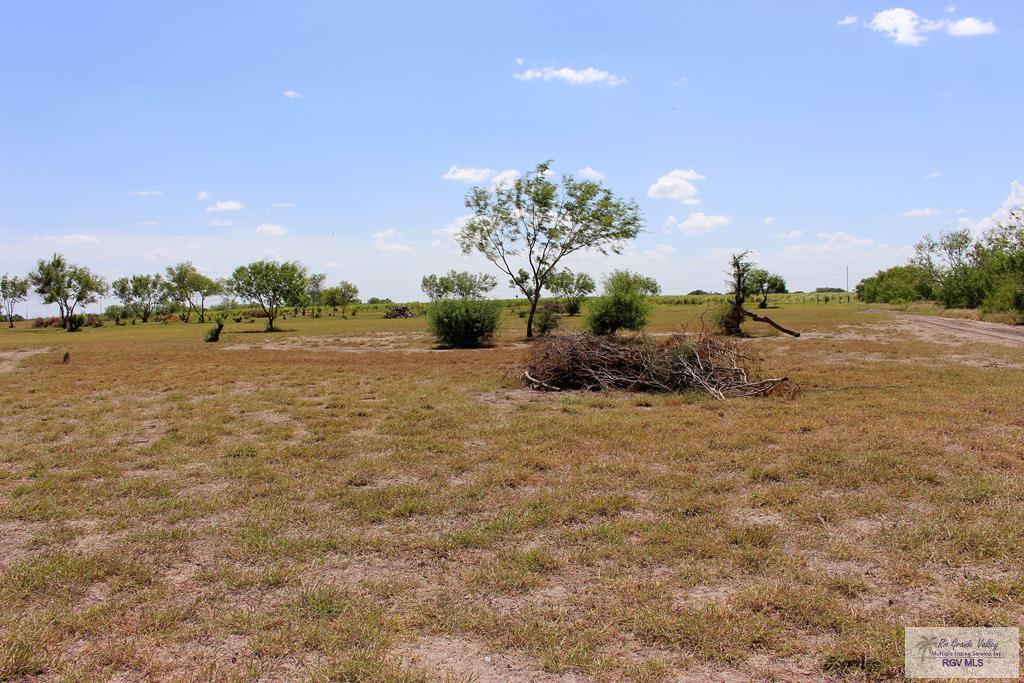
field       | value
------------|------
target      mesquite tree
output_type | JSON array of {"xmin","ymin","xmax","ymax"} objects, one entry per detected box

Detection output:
[
  {"xmin": 29, "ymin": 254, "xmax": 108, "ymax": 329},
  {"xmin": 1, "ymin": 274, "xmax": 29, "ymax": 328},
  {"xmin": 459, "ymin": 161, "xmax": 642, "ymax": 337},
  {"xmin": 228, "ymin": 261, "xmax": 307, "ymax": 331},
  {"xmin": 723, "ymin": 252, "xmax": 799, "ymax": 337},
  {"xmin": 112, "ymin": 274, "xmax": 166, "ymax": 322}
]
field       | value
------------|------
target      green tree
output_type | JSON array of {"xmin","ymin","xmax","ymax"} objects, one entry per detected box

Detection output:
[
  {"xmin": 306, "ymin": 273, "xmax": 327, "ymax": 316},
  {"xmin": 420, "ymin": 270, "xmax": 497, "ymax": 301},
  {"xmin": 0, "ymin": 274, "xmax": 29, "ymax": 328},
  {"xmin": 112, "ymin": 274, "xmax": 166, "ymax": 322},
  {"xmin": 459, "ymin": 160, "xmax": 642, "ymax": 337},
  {"xmin": 164, "ymin": 263, "xmax": 223, "ymax": 322},
  {"xmin": 585, "ymin": 270, "xmax": 660, "ymax": 335},
  {"xmin": 748, "ymin": 269, "xmax": 787, "ymax": 308},
  {"xmin": 28, "ymin": 254, "xmax": 108, "ymax": 329},
  {"xmin": 228, "ymin": 261, "xmax": 308, "ymax": 331},
  {"xmin": 324, "ymin": 281, "xmax": 360, "ymax": 317},
  {"xmin": 546, "ymin": 270, "xmax": 596, "ymax": 316}
]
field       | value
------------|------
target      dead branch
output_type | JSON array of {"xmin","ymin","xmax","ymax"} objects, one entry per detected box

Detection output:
[{"xmin": 739, "ymin": 308, "xmax": 800, "ymax": 337}]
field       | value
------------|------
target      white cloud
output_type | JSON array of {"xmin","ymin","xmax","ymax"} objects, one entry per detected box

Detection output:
[
  {"xmin": 134, "ymin": 190, "xmax": 163, "ymax": 197},
  {"xmin": 196, "ymin": 190, "xmax": 210, "ymax": 201},
  {"xmin": 443, "ymin": 165, "xmax": 518, "ymax": 187},
  {"xmin": 35, "ymin": 233, "xmax": 100, "ymax": 246},
  {"xmin": 925, "ymin": 171, "xmax": 942, "ymax": 179},
  {"xmin": 515, "ymin": 57, "xmax": 524, "ymax": 65},
  {"xmin": 763, "ymin": 216, "xmax": 776, "ymax": 225},
  {"xmin": 642, "ymin": 243, "xmax": 678, "ymax": 261},
  {"xmin": 514, "ymin": 66, "xmax": 625, "ymax": 87},
  {"xmin": 431, "ymin": 215, "xmax": 471, "ymax": 247},
  {"xmin": 779, "ymin": 230, "xmax": 803, "ymax": 240},
  {"xmin": 210, "ymin": 219, "xmax": 234, "ymax": 227},
  {"xmin": 271, "ymin": 202, "xmax": 296, "ymax": 208},
  {"xmin": 372, "ymin": 228, "xmax": 414, "ymax": 253},
  {"xmin": 256, "ymin": 223, "xmax": 287, "ymax": 236},
  {"xmin": 666, "ymin": 212, "xmax": 731, "ymax": 235},
  {"xmin": 576, "ymin": 166, "xmax": 605, "ymax": 181},
  {"xmin": 137, "ymin": 220, "xmax": 158, "ymax": 227},
  {"xmin": 647, "ymin": 169, "xmax": 705, "ymax": 204},
  {"xmin": 283, "ymin": 90, "xmax": 302, "ymax": 98},
  {"xmin": 206, "ymin": 200, "xmax": 244, "ymax": 212},
  {"xmin": 490, "ymin": 169, "xmax": 520, "ymax": 187},
  {"xmin": 867, "ymin": 8, "xmax": 997, "ymax": 45},
  {"xmin": 967, "ymin": 181, "xmax": 1024, "ymax": 234},
  {"xmin": 903, "ymin": 207, "xmax": 942, "ymax": 217},
  {"xmin": 838, "ymin": 15, "xmax": 858, "ymax": 26},
  {"xmin": 868, "ymin": 8, "xmax": 943, "ymax": 46},
  {"xmin": 947, "ymin": 16, "xmax": 997, "ymax": 36},
  {"xmin": 442, "ymin": 166, "xmax": 493, "ymax": 183}
]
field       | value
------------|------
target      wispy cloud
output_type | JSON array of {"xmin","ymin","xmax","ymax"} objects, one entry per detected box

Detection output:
[
  {"xmin": 271, "ymin": 202, "xmax": 296, "ymax": 208},
  {"xmin": 283, "ymin": 90, "xmax": 302, "ymax": 98},
  {"xmin": 442, "ymin": 165, "xmax": 519, "ymax": 187},
  {"xmin": 665, "ymin": 212, "xmax": 730, "ymax": 235},
  {"xmin": 134, "ymin": 190, "xmax": 163, "ymax": 197},
  {"xmin": 514, "ymin": 66, "xmax": 625, "ymax": 86},
  {"xmin": 924, "ymin": 171, "xmax": 942, "ymax": 179},
  {"xmin": 206, "ymin": 200, "xmax": 244, "ymax": 213},
  {"xmin": 196, "ymin": 190, "xmax": 210, "ymax": 201},
  {"xmin": 256, "ymin": 223, "xmax": 287, "ymax": 236},
  {"xmin": 372, "ymin": 228, "xmax": 413, "ymax": 253},
  {"xmin": 137, "ymin": 220, "xmax": 158, "ymax": 227},
  {"xmin": 35, "ymin": 233, "xmax": 100, "ymax": 246},
  {"xmin": 576, "ymin": 166, "xmax": 605, "ymax": 181},
  {"xmin": 647, "ymin": 169, "xmax": 705, "ymax": 205},
  {"xmin": 838, "ymin": 15, "xmax": 858, "ymax": 26},
  {"xmin": 778, "ymin": 229, "xmax": 803, "ymax": 240},
  {"xmin": 763, "ymin": 216, "xmax": 776, "ymax": 225},
  {"xmin": 210, "ymin": 219, "xmax": 234, "ymax": 227},
  {"xmin": 903, "ymin": 207, "xmax": 942, "ymax": 218}
]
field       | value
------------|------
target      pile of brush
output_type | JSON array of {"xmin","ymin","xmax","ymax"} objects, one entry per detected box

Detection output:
[{"xmin": 522, "ymin": 333, "xmax": 789, "ymax": 400}]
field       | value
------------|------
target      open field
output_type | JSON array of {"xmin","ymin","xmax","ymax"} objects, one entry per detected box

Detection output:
[{"xmin": 2, "ymin": 303, "xmax": 1023, "ymax": 681}]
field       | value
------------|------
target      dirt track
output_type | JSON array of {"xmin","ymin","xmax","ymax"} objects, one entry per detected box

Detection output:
[{"xmin": 887, "ymin": 312, "xmax": 1024, "ymax": 346}]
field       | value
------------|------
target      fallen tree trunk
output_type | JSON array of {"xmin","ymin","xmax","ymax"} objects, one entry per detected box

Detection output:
[{"xmin": 739, "ymin": 308, "xmax": 800, "ymax": 337}]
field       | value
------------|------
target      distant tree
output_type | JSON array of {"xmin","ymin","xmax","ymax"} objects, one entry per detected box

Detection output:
[
  {"xmin": 163, "ymin": 263, "xmax": 223, "ymax": 323},
  {"xmin": 687, "ymin": 289, "xmax": 711, "ymax": 296},
  {"xmin": 814, "ymin": 287, "xmax": 845, "ymax": 293},
  {"xmin": 421, "ymin": 270, "xmax": 497, "ymax": 301},
  {"xmin": 546, "ymin": 270, "xmax": 595, "ymax": 316},
  {"xmin": 1, "ymin": 274, "xmax": 29, "ymax": 328},
  {"xmin": 306, "ymin": 273, "xmax": 327, "ymax": 316},
  {"xmin": 366, "ymin": 297, "xmax": 392, "ymax": 305},
  {"xmin": 459, "ymin": 160, "xmax": 643, "ymax": 337},
  {"xmin": 749, "ymin": 269, "xmax": 788, "ymax": 308},
  {"xmin": 720, "ymin": 252, "xmax": 799, "ymax": 337},
  {"xmin": 28, "ymin": 254, "xmax": 108, "ymax": 329},
  {"xmin": 913, "ymin": 229, "xmax": 986, "ymax": 308},
  {"xmin": 585, "ymin": 270, "xmax": 660, "ymax": 335},
  {"xmin": 228, "ymin": 261, "xmax": 308, "ymax": 331},
  {"xmin": 112, "ymin": 274, "xmax": 166, "ymax": 322},
  {"xmin": 334, "ymin": 281, "xmax": 360, "ymax": 317}
]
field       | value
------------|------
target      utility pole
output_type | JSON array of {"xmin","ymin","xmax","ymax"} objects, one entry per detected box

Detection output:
[{"xmin": 846, "ymin": 265, "xmax": 850, "ymax": 303}]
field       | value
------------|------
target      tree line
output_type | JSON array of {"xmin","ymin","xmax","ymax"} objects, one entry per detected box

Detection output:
[
  {"xmin": 857, "ymin": 208, "xmax": 1024, "ymax": 319},
  {"xmin": 0, "ymin": 255, "xmax": 360, "ymax": 332}
]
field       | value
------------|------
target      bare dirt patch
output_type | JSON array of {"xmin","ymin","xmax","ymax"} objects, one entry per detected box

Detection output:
[
  {"xmin": 394, "ymin": 636, "xmax": 588, "ymax": 682},
  {"xmin": 0, "ymin": 347, "xmax": 51, "ymax": 373}
]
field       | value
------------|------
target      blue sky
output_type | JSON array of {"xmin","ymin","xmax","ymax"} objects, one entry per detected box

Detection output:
[{"xmin": 1, "ymin": 1, "xmax": 1021, "ymax": 310}]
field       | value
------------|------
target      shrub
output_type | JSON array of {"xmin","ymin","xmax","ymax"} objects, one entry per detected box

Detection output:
[
  {"xmin": 66, "ymin": 314, "xmax": 85, "ymax": 332},
  {"xmin": 536, "ymin": 301, "xmax": 564, "ymax": 336},
  {"xmin": 205, "ymin": 317, "xmax": 226, "ymax": 342},
  {"xmin": 981, "ymin": 277, "xmax": 1024, "ymax": 322},
  {"xmin": 585, "ymin": 270, "xmax": 659, "ymax": 335},
  {"xmin": 708, "ymin": 302, "xmax": 738, "ymax": 335},
  {"xmin": 427, "ymin": 298, "xmax": 502, "ymax": 348}
]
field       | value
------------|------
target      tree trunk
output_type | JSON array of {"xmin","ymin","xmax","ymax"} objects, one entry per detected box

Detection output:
[{"xmin": 525, "ymin": 296, "xmax": 540, "ymax": 338}]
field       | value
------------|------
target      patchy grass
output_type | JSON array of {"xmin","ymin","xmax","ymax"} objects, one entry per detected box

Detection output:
[{"xmin": 1, "ymin": 302, "xmax": 1022, "ymax": 680}]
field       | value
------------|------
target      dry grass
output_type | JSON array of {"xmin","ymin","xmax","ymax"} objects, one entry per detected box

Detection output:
[{"xmin": 1, "ymin": 303, "xmax": 1022, "ymax": 681}]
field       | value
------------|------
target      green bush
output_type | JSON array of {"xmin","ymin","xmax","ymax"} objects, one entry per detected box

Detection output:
[
  {"xmin": 66, "ymin": 314, "xmax": 85, "ymax": 332},
  {"xmin": 981, "ymin": 277, "xmax": 1024, "ymax": 322},
  {"xmin": 536, "ymin": 301, "xmax": 564, "ymax": 336},
  {"xmin": 585, "ymin": 270, "xmax": 659, "ymax": 335},
  {"xmin": 427, "ymin": 298, "xmax": 502, "ymax": 348}
]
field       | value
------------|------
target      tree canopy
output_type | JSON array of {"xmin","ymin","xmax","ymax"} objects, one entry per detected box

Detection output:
[
  {"xmin": 458, "ymin": 160, "xmax": 642, "ymax": 337},
  {"xmin": 228, "ymin": 261, "xmax": 308, "ymax": 331},
  {"xmin": 28, "ymin": 254, "xmax": 108, "ymax": 329}
]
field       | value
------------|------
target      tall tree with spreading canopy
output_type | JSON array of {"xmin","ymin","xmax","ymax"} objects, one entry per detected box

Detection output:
[
  {"xmin": 1, "ymin": 274, "xmax": 30, "ymax": 328},
  {"xmin": 112, "ymin": 274, "xmax": 166, "ymax": 322},
  {"xmin": 459, "ymin": 161, "xmax": 642, "ymax": 337},
  {"xmin": 164, "ymin": 262, "xmax": 223, "ymax": 322},
  {"xmin": 306, "ymin": 273, "xmax": 327, "ymax": 316},
  {"xmin": 28, "ymin": 254, "xmax": 108, "ymax": 329},
  {"xmin": 228, "ymin": 261, "xmax": 308, "ymax": 331}
]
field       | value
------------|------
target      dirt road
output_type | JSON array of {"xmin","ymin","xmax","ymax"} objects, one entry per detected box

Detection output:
[{"xmin": 884, "ymin": 311, "xmax": 1024, "ymax": 346}]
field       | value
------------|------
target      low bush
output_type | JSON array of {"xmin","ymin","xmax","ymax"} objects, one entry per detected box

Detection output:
[
  {"xmin": 536, "ymin": 301, "xmax": 564, "ymax": 336},
  {"xmin": 67, "ymin": 314, "xmax": 85, "ymax": 332},
  {"xmin": 585, "ymin": 271, "xmax": 658, "ymax": 335},
  {"xmin": 427, "ymin": 298, "xmax": 502, "ymax": 348}
]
